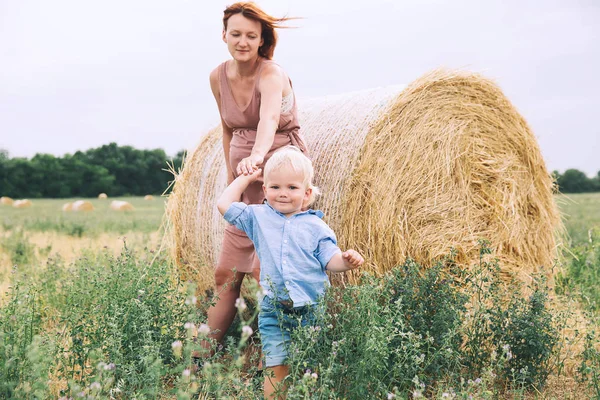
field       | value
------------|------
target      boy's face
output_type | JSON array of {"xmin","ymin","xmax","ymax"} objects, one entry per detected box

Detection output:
[{"xmin": 263, "ymin": 165, "xmax": 312, "ymax": 217}]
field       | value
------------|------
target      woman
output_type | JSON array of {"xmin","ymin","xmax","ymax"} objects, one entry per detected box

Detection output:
[{"xmin": 204, "ymin": 2, "xmax": 307, "ymax": 354}]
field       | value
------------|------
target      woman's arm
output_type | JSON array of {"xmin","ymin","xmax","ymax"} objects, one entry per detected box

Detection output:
[
  {"xmin": 210, "ymin": 68, "xmax": 235, "ymax": 184},
  {"xmin": 237, "ymin": 63, "xmax": 284, "ymax": 176}
]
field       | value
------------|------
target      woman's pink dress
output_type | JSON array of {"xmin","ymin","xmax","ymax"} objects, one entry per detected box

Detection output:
[{"xmin": 216, "ymin": 58, "xmax": 307, "ymax": 273}]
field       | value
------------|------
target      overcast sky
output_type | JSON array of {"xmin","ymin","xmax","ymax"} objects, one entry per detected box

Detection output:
[{"xmin": 1, "ymin": 0, "xmax": 598, "ymax": 175}]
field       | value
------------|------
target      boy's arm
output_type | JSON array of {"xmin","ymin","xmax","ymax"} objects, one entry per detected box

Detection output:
[
  {"xmin": 217, "ymin": 169, "xmax": 262, "ymax": 216},
  {"xmin": 326, "ymin": 249, "xmax": 364, "ymax": 273}
]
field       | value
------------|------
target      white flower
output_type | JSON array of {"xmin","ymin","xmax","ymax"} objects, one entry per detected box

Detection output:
[
  {"xmin": 235, "ymin": 297, "xmax": 247, "ymax": 311},
  {"xmin": 198, "ymin": 323, "xmax": 210, "ymax": 336},
  {"xmin": 171, "ymin": 340, "xmax": 183, "ymax": 349},
  {"xmin": 185, "ymin": 296, "xmax": 197, "ymax": 305},
  {"xmin": 182, "ymin": 369, "xmax": 191, "ymax": 377},
  {"xmin": 242, "ymin": 325, "xmax": 253, "ymax": 338},
  {"xmin": 442, "ymin": 393, "xmax": 450, "ymax": 398},
  {"xmin": 412, "ymin": 390, "xmax": 423, "ymax": 398},
  {"xmin": 311, "ymin": 372, "xmax": 318, "ymax": 379},
  {"xmin": 388, "ymin": 393, "xmax": 396, "ymax": 399},
  {"xmin": 184, "ymin": 322, "xmax": 195, "ymax": 330},
  {"xmin": 256, "ymin": 288, "xmax": 265, "ymax": 300}
]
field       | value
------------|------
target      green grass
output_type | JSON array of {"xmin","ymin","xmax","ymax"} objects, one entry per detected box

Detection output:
[
  {"xmin": 0, "ymin": 193, "xmax": 599, "ymax": 398},
  {"xmin": 556, "ymin": 193, "xmax": 600, "ymax": 246},
  {"xmin": 0, "ymin": 197, "xmax": 165, "ymax": 237}
]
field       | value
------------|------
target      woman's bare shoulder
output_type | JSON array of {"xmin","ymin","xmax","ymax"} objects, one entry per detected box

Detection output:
[
  {"xmin": 261, "ymin": 61, "xmax": 285, "ymax": 79},
  {"xmin": 209, "ymin": 64, "xmax": 222, "ymax": 84},
  {"xmin": 209, "ymin": 64, "xmax": 223, "ymax": 97},
  {"xmin": 259, "ymin": 61, "xmax": 291, "ymax": 93}
]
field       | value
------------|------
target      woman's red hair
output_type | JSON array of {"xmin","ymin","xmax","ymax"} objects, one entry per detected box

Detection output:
[{"xmin": 223, "ymin": 2, "xmax": 295, "ymax": 60}]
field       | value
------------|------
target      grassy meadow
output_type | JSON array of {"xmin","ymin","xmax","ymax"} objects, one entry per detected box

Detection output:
[{"xmin": 0, "ymin": 193, "xmax": 599, "ymax": 399}]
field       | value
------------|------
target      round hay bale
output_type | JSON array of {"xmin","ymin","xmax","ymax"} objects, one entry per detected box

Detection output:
[
  {"xmin": 166, "ymin": 69, "xmax": 561, "ymax": 294},
  {"xmin": 98, "ymin": 193, "xmax": 108, "ymax": 199},
  {"xmin": 144, "ymin": 195, "xmax": 154, "ymax": 201},
  {"xmin": 13, "ymin": 199, "xmax": 32, "ymax": 209},
  {"xmin": 72, "ymin": 200, "xmax": 94, "ymax": 212},
  {"xmin": 62, "ymin": 202, "xmax": 73, "ymax": 211},
  {"xmin": 110, "ymin": 200, "xmax": 134, "ymax": 211},
  {"xmin": 1, "ymin": 196, "xmax": 14, "ymax": 206}
]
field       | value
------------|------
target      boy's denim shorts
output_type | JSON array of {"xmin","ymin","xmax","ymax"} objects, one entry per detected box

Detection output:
[{"xmin": 258, "ymin": 296, "xmax": 318, "ymax": 367}]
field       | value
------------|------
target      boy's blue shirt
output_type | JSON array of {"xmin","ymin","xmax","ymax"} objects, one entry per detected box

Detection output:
[{"xmin": 224, "ymin": 201, "xmax": 341, "ymax": 307}]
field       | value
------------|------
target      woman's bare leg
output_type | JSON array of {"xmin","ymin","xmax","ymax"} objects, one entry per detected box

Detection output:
[
  {"xmin": 201, "ymin": 267, "xmax": 246, "ymax": 352},
  {"xmin": 264, "ymin": 365, "xmax": 289, "ymax": 399}
]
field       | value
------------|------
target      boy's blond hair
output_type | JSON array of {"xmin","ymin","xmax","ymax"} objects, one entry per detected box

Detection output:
[{"xmin": 263, "ymin": 146, "xmax": 321, "ymax": 206}]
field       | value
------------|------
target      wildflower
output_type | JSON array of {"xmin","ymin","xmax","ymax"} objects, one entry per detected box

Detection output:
[
  {"xmin": 184, "ymin": 322, "xmax": 195, "ymax": 330},
  {"xmin": 304, "ymin": 371, "xmax": 311, "ymax": 379},
  {"xmin": 388, "ymin": 393, "xmax": 396, "ymax": 399},
  {"xmin": 235, "ymin": 297, "xmax": 247, "ymax": 311},
  {"xmin": 138, "ymin": 289, "xmax": 145, "ymax": 295},
  {"xmin": 104, "ymin": 363, "xmax": 116, "ymax": 370},
  {"xmin": 242, "ymin": 325, "xmax": 253, "ymax": 338},
  {"xmin": 90, "ymin": 382, "xmax": 101, "ymax": 391},
  {"xmin": 311, "ymin": 372, "xmax": 318, "ymax": 379},
  {"xmin": 182, "ymin": 369, "xmax": 191, "ymax": 377},
  {"xmin": 412, "ymin": 390, "xmax": 423, "ymax": 398},
  {"xmin": 198, "ymin": 323, "xmax": 210, "ymax": 335},
  {"xmin": 185, "ymin": 296, "xmax": 198, "ymax": 305},
  {"xmin": 256, "ymin": 288, "xmax": 265, "ymax": 300},
  {"xmin": 172, "ymin": 340, "xmax": 183, "ymax": 349},
  {"xmin": 474, "ymin": 378, "xmax": 482, "ymax": 384},
  {"xmin": 442, "ymin": 393, "xmax": 450, "ymax": 398}
]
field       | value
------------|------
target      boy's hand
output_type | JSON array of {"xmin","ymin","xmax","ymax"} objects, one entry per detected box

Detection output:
[
  {"xmin": 342, "ymin": 249, "xmax": 364, "ymax": 269},
  {"xmin": 243, "ymin": 168, "xmax": 262, "ymax": 183}
]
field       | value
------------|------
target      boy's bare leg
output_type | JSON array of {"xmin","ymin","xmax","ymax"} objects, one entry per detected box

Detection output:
[{"xmin": 264, "ymin": 365, "xmax": 289, "ymax": 399}]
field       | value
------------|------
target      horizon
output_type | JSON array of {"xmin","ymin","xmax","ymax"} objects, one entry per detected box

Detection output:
[{"xmin": 1, "ymin": 0, "xmax": 598, "ymax": 175}]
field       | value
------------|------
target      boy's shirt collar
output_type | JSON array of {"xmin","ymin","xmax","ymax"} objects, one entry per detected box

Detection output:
[{"xmin": 263, "ymin": 201, "xmax": 324, "ymax": 219}]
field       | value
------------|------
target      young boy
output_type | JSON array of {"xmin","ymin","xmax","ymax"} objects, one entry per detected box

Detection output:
[{"xmin": 217, "ymin": 146, "xmax": 364, "ymax": 399}]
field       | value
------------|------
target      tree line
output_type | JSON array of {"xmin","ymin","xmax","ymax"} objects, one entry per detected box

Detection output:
[
  {"xmin": 0, "ymin": 144, "xmax": 597, "ymax": 198},
  {"xmin": 553, "ymin": 169, "xmax": 600, "ymax": 194},
  {"xmin": 0, "ymin": 143, "xmax": 184, "ymax": 198}
]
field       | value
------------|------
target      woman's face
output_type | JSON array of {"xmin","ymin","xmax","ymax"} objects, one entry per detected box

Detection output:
[{"xmin": 223, "ymin": 14, "xmax": 263, "ymax": 62}]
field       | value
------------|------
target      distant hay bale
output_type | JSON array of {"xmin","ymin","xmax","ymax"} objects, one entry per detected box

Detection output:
[
  {"xmin": 110, "ymin": 200, "xmax": 134, "ymax": 211},
  {"xmin": 98, "ymin": 193, "xmax": 108, "ymax": 199},
  {"xmin": 1, "ymin": 196, "xmax": 14, "ymax": 206},
  {"xmin": 166, "ymin": 69, "xmax": 562, "ymax": 294},
  {"xmin": 62, "ymin": 202, "xmax": 73, "ymax": 211},
  {"xmin": 13, "ymin": 199, "xmax": 32, "ymax": 209},
  {"xmin": 144, "ymin": 195, "xmax": 154, "ymax": 201},
  {"xmin": 72, "ymin": 200, "xmax": 94, "ymax": 212}
]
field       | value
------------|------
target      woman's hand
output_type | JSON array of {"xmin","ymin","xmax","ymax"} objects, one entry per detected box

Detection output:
[{"xmin": 236, "ymin": 153, "xmax": 264, "ymax": 176}]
